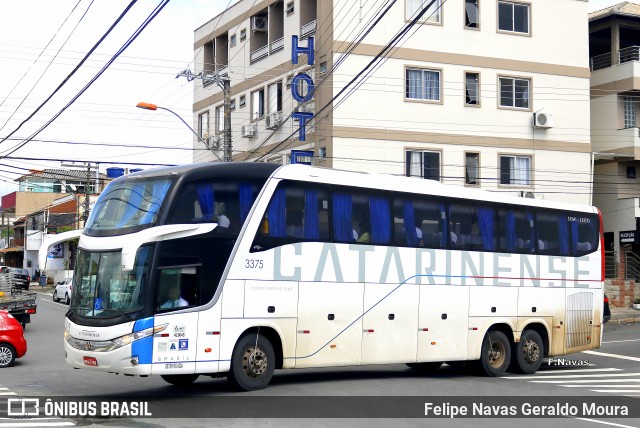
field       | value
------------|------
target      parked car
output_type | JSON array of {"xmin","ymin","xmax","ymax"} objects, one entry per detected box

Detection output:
[
  {"xmin": 0, "ymin": 310, "xmax": 27, "ymax": 367},
  {"xmin": 603, "ymin": 294, "xmax": 611, "ymax": 323},
  {"xmin": 53, "ymin": 277, "xmax": 73, "ymax": 305},
  {"xmin": 9, "ymin": 268, "xmax": 30, "ymax": 290}
]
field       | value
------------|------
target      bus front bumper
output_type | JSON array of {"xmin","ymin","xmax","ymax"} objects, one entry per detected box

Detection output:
[{"xmin": 64, "ymin": 338, "xmax": 152, "ymax": 376}]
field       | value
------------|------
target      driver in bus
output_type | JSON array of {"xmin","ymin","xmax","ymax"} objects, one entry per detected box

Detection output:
[{"xmin": 160, "ymin": 281, "xmax": 189, "ymax": 309}]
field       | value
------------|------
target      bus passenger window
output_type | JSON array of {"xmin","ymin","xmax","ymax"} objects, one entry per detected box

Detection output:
[
  {"xmin": 393, "ymin": 197, "xmax": 444, "ymax": 248},
  {"xmin": 537, "ymin": 211, "xmax": 570, "ymax": 256},
  {"xmin": 571, "ymin": 213, "xmax": 599, "ymax": 256}
]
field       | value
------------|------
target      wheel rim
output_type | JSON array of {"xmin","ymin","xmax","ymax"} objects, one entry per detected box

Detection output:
[
  {"xmin": 242, "ymin": 346, "xmax": 268, "ymax": 378},
  {"xmin": 53, "ymin": 292, "xmax": 56, "ymax": 300},
  {"xmin": 488, "ymin": 340, "xmax": 506, "ymax": 368},
  {"xmin": 522, "ymin": 338, "xmax": 540, "ymax": 364},
  {"xmin": 0, "ymin": 346, "xmax": 12, "ymax": 366}
]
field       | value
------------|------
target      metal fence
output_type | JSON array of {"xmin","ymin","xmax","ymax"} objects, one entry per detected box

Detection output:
[
  {"xmin": 625, "ymin": 250, "xmax": 640, "ymax": 281},
  {"xmin": 605, "ymin": 250, "xmax": 618, "ymax": 279}
]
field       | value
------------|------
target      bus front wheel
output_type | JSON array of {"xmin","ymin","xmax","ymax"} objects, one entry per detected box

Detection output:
[
  {"xmin": 228, "ymin": 333, "xmax": 275, "ymax": 391},
  {"xmin": 161, "ymin": 374, "xmax": 199, "ymax": 386},
  {"xmin": 479, "ymin": 330, "xmax": 511, "ymax": 377},
  {"xmin": 511, "ymin": 329, "xmax": 544, "ymax": 374}
]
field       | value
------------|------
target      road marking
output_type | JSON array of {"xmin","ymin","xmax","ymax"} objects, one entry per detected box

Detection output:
[
  {"xmin": 583, "ymin": 350, "xmax": 640, "ymax": 362},
  {"xmin": 531, "ymin": 378, "xmax": 640, "ymax": 384},
  {"xmin": 0, "ymin": 423, "xmax": 75, "ymax": 427},
  {"xmin": 590, "ymin": 389, "xmax": 640, "ymax": 393},
  {"xmin": 575, "ymin": 418, "xmax": 640, "ymax": 428},
  {"xmin": 0, "ymin": 392, "xmax": 17, "ymax": 396},
  {"xmin": 559, "ymin": 384, "xmax": 640, "ymax": 388},
  {"xmin": 602, "ymin": 338, "xmax": 640, "ymax": 344},
  {"xmin": 505, "ymin": 372, "xmax": 640, "ymax": 380}
]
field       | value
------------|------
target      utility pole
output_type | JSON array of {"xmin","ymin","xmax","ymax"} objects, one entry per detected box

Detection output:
[
  {"xmin": 61, "ymin": 162, "xmax": 98, "ymax": 227},
  {"xmin": 176, "ymin": 69, "xmax": 232, "ymax": 162}
]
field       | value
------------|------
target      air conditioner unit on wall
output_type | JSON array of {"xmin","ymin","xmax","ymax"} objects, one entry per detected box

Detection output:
[
  {"xmin": 242, "ymin": 125, "xmax": 256, "ymax": 138},
  {"xmin": 534, "ymin": 112, "xmax": 554, "ymax": 128},
  {"xmin": 265, "ymin": 112, "xmax": 282, "ymax": 130},
  {"xmin": 252, "ymin": 16, "xmax": 268, "ymax": 32}
]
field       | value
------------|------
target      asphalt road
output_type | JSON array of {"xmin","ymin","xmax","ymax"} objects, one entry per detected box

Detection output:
[{"xmin": 0, "ymin": 290, "xmax": 638, "ymax": 428}]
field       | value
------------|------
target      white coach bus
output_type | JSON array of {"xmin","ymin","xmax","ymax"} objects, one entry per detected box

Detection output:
[{"xmin": 40, "ymin": 163, "xmax": 605, "ymax": 391}]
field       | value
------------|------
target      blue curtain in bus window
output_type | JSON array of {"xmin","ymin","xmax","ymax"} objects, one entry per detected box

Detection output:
[
  {"xmin": 117, "ymin": 183, "xmax": 146, "ymax": 227},
  {"xmin": 477, "ymin": 207, "xmax": 495, "ymax": 251},
  {"xmin": 370, "ymin": 196, "xmax": 391, "ymax": 244},
  {"xmin": 558, "ymin": 215, "xmax": 569, "ymax": 255},
  {"xmin": 526, "ymin": 212, "xmax": 535, "ymax": 252},
  {"xmin": 239, "ymin": 183, "xmax": 254, "ymax": 223},
  {"xmin": 303, "ymin": 190, "xmax": 319, "ymax": 239},
  {"xmin": 332, "ymin": 193, "xmax": 353, "ymax": 242},
  {"xmin": 268, "ymin": 188, "xmax": 287, "ymax": 237},
  {"xmin": 140, "ymin": 181, "xmax": 171, "ymax": 224},
  {"xmin": 196, "ymin": 184, "xmax": 215, "ymax": 221},
  {"xmin": 505, "ymin": 211, "xmax": 516, "ymax": 251},
  {"xmin": 571, "ymin": 221, "xmax": 579, "ymax": 255},
  {"xmin": 439, "ymin": 202, "xmax": 448, "ymax": 247},
  {"xmin": 403, "ymin": 200, "xmax": 417, "ymax": 246}
]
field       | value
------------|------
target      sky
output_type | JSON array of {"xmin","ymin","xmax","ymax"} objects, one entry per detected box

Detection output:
[{"xmin": 0, "ymin": 0, "xmax": 629, "ymax": 197}]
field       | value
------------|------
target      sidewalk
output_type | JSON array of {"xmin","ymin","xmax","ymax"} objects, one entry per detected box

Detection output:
[{"xmin": 609, "ymin": 306, "xmax": 640, "ymax": 324}]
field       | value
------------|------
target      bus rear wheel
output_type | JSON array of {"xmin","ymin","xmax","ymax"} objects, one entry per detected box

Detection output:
[
  {"xmin": 511, "ymin": 329, "xmax": 544, "ymax": 374},
  {"xmin": 228, "ymin": 333, "xmax": 275, "ymax": 391},
  {"xmin": 161, "ymin": 374, "xmax": 199, "ymax": 386},
  {"xmin": 479, "ymin": 330, "xmax": 511, "ymax": 377}
]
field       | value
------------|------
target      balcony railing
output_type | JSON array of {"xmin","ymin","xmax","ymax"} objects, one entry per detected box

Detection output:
[
  {"xmin": 300, "ymin": 19, "xmax": 317, "ymax": 39},
  {"xmin": 270, "ymin": 37, "xmax": 284, "ymax": 54},
  {"xmin": 590, "ymin": 52, "xmax": 612, "ymax": 71},
  {"xmin": 618, "ymin": 45, "xmax": 640, "ymax": 65},
  {"xmin": 250, "ymin": 45, "xmax": 269, "ymax": 63},
  {"xmin": 590, "ymin": 46, "xmax": 640, "ymax": 71}
]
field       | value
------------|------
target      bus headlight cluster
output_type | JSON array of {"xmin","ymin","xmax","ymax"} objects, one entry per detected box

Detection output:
[{"xmin": 64, "ymin": 324, "xmax": 168, "ymax": 352}]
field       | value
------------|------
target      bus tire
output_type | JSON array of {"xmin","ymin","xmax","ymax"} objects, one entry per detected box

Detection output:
[
  {"xmin": 479, "ymin": 330, "xmax": 511, "ymax": 377},
  {"xmin": 406, "ymin": 362, "xmax": 442, "ymax": 372},
  {"xmin": 511, "ymin": 329, "xmax": 544, "ymax": 374},
  {"xmin": 0, "ymin": 343, "xmax": 16, "ymax": 368},
  {"xmin": 161, "ymin": 374, "xmax": 199, "ymax": 386},
  {"xmin": 228, "ymin": 333, "xmax": 275, "ymax": 391}
]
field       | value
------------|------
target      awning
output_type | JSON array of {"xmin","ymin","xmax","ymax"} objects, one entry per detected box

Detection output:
[{"xmin": 0, "ymin": 247, "xmax": 24, "ymax": 253}]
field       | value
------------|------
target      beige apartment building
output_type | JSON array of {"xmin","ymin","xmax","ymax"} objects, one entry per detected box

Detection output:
[
  {"xmin": 590, "ymin": 2, "xmax": 640, "ymax": 303},
  {"xmin": 193, "ymin": 0, "xmax": 592, "ymax": 205}
]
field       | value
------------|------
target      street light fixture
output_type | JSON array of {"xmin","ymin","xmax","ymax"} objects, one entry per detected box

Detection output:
[{"xmin": 136, "ymin": 102, "xmax": 222, "ymax": 162}]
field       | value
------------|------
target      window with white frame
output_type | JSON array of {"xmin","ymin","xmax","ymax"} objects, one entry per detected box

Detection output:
[
  {"xmin": 198, "ymin": 111, "xmax": 209, "ymax": 139},
  {"xmin": 499, "ymin": 76, "xmax": 530, "ymax": 109},
  {"xmin": 498, "ymin": 1, "xmax": 530, "ymax": 34},
  {"xmin": 406, "ymin": 67, "xmax": 441, "ymax": 101},
  {"xmin": 624, "ymin": 96, "xmax": 637, "ymax": 128},
  {"xmin": 267, "ymin": 81, "xmax": 283, "ymax": 114},
  {"xmin": 251, "ymin": 88, "xmax": 265, "ymax": 119},
  {"xmin": 286, "ymin": 1, "xmax": 294, "ymax": 15},
  {"xmin": 230, "ymin": 34, "xmax": 237, "ymax": 47},
  {"xmin": 465, "ymin": 152, "xmax": 479, "ymax": 185},
  {"xmin": 465, "ymin": 0, "xmax": 479, "ymax": 28},
  {"xmin": 215, "ymin": 105, "xmax": 223, "ymax": 133},
  {"xmin": 406, "ymin": 150, "xmax": 441, "ymax": 181},
  {"xmin": 465, "ymin": 72, "xmax": 480, "ymax": 106},
  {"xmin": 500, "ymin": 155, "xmax": 531, "ymax": 186},
  {"xmin": 239, "ymin": 95, "xmax": 246, "ymax": 108},
  {"xmin": 406, "ymin": 0, "xmax": 441, "ymax": 23},
  {"xmin": 240, "ymin": 29, "xmax": 247, "ymax": 41}
]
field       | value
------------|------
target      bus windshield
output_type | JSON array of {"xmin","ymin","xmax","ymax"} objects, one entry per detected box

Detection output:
[
  {"xmin": 71, "ymin": 247, "xmax": 152, "ymax": 318},
  {"xmin": 85, "ymin": 178, "xmax": 173, "ymax": 234}
]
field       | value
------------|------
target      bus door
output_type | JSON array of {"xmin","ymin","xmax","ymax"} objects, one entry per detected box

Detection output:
[
  {"xmin": 151, "ymin": 267, "xmax": 199, "ymax": 375},
  {"xmin": 564, "ymin": 288, "xmax": 598, "ymax": 354},
  {"xmin": 361, "ymin": 282, "xmax": 419, "ymax": 364},
  {"xmin": 295, "ymin": 282, "xmax": 364, "ymax": 368}
]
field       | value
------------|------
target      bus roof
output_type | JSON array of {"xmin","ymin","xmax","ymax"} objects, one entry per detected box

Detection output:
[
  {"xmin": 114, "ymin": 162, "xmax": 280, "ymax": 182},
  {"xmin": 271, "ymin": 164, "xmax": 597, "ymax": 214}
]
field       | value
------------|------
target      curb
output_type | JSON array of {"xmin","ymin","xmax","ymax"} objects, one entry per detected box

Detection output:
[{"xmin": 611, "ymin": 317, "xmax": 640, "ymax": 325}]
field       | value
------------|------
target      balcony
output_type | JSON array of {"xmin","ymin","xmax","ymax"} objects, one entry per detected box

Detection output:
[
  {"xmin": 590, "ymin": 46, "xmax": 640, "ymax": 71},
  {"xmin": 250, "ymin": 45, "xmax": 269, "ymax": 63},
  {"xmin": 270, "ymin": 37, "xmax": 284, "ymax": 54},
  {"xmin": 300, "ymin": 19, "xmax": 317, "ymax": 39}
]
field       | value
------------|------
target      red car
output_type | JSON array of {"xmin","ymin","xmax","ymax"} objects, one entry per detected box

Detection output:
[{"xmin": 0, "ymin": 310, "xmax": 27, "ymax": 367}]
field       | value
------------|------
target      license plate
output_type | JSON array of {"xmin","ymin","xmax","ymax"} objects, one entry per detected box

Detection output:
[{"xmin": 83, "ymin": 356, "xmax": 98, "ymax": 366}]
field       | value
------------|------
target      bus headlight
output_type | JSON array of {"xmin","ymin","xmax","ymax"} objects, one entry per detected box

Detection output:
[
  {"xmin": 112, "ymin": 324, "xmax": 168, "ymax": 348},
  {"xmin": 64, "ymin": 324, "xmax": 168, "ymax": 352}
]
